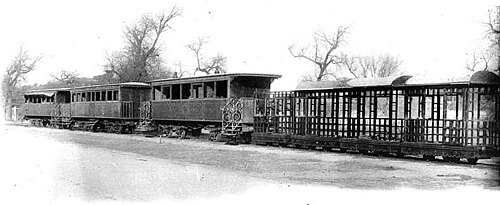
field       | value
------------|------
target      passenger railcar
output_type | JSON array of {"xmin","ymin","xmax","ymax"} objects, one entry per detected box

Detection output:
[
  {"xmin": 23, "ymin": 88, "xmax": 71, "ymax": 126},
  {"xmin": 145, "ymin": 73, "xmax": 281, "ymax": 140},
  {"xmin": 69, "ymin": 82, "xmax": 151, "ymax": 132},
  {"xmin": 252, "ymin": 71, "xmax": 500, "ymax": 164}
]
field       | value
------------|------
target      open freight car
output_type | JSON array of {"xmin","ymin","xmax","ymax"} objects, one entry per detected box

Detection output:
[{"xmin": 253, "ymin": 71, "xmax": 500, "ymax": 164}]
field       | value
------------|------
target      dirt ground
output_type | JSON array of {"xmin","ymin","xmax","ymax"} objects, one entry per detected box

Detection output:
[{"xmin": 1, "ymin": 123, "xmax": 499, "ymax": 204}]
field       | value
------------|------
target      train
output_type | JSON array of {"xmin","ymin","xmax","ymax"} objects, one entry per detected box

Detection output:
[{"xmin": 22, "ymin": 71, "xmax": 500, "ymax": 164}]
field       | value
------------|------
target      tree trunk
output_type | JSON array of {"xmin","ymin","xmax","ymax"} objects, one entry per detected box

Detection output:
[{"xmin": 4, "ymin": 99, "xmax": 12, "ymax": 121}]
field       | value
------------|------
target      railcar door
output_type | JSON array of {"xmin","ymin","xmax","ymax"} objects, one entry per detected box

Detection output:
[
  {"xmin": 442, "ymin": 88, "xmax": 465, "ymax": 145},
  {"xmin": 403, "ymin": 89, "xmax": 426, "ymax": 143},
  {"xmin": 294, "ymin": 96, "xmax": 307, "ymax": 135}
]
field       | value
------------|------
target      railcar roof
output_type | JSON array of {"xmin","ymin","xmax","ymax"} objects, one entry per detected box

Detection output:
[
  {"xmin": 295, "ymin": 80, "xmax": 350, "ymax": 91},
  {"xmin": 405, "ymin": 71, "xmax": 500, "ymax": 86},
  {"xmin": 293, "ymin": 71, "xmax": 500, "ymax": 90},
  {"xmin": 347, "ymin": 75, "xmax": 412, "ymax": 87},
  {"xmin": 70, "ymin": 82, "xmax": 150, "ymax": 91},
  {"xmin": 148, "ymin": 73, "xmax": 282, "ymax": 83},
  {"xmin": 24, "ymin": 88, "xmax": 71, "ymax": 96}
]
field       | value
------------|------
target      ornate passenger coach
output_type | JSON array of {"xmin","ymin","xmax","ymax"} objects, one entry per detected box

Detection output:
[
  {"xmin": 23, "ymin": 88, "xmax": 71, "ymax": 126},
  {"xmin": 145, "ymin": 73, "xmax": 281, "ymax": 139}
]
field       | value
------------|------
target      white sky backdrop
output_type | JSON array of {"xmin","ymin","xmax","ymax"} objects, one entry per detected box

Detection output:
[{"xmin": 0, "ymin": 0, "xmax": 498, "ymax": 90}]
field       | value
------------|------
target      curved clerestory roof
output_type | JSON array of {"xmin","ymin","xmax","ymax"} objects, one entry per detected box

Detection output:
[{"xmin": 295, "ymin": 71, "xmax": 500, "ymax": 90}]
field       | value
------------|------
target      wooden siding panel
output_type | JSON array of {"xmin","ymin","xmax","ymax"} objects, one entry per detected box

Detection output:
[
  {"xmin": 152, "ymin": 99, "xmax": 226, "ymax": 121},
  {"xmin": 93, "ymin": 102, "xmax": 121, "ymax": 118},
  {"xmin": 241, "ymin": 98, "xmax": 254, "ymax": 124},
  {"xmin": 24, "ymin": 103, "xmax": 55, "ymax": 117},
  {"xmin": 60, "ymin": 104, "xmax": 71, "ymax": 118}
]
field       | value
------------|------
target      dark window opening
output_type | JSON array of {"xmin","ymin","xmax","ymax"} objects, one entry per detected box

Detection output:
[
  {"xmin": 91, "ymin": 92, "xmax": 95, "ymax": 102},
  {"xmin": 204, "ymin": 82, "xmax": 215, "ymax": 98},
  {"xmin": 216, "ymin": 80, "xmax": 228, "ymax": 98},
  {"xmin": 181, "ymin": 84, "xmax": 191, "ymax": 99},
  {"xmin": 172, "ymin": 84, "xmax": 180, "ymax": 100},
  {"xmin": 81, "ymin": 93, "xmax": 86, "ymax": 102},
  {"xmin": 86, "ymin": 92, "xmax": 91, "ymax": 101},
  {"xmin": 153, "ymin": 86, "xmax": 161, "ymax": 100},
  {"xmin": 113, "ymin": 90, "xmax": 118, "ymax": 101},
  {"xmin": 192, "ymin": 83, "xmax": 203, "ymax": 98},
  {"xmin": 162, "ymin": 85, "xmax": 170, "ymax": 100},
  {"xmin": 107, "ymin": 91, "xmax": 113, "ymax": 101},
  {"xmin": 101, "ymin": 91, "xmax": 106, "ymax": 101},
  {"xmin": 96, "ymin": 92, "xmax": 101, "ymax": 101}
]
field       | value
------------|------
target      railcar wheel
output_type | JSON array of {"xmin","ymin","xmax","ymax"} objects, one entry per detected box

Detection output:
[
  {"xmin": 359, "ymin": 150, "xmax": 369, "ymax": 155},
  {"xmin": 443, "ymin": 156, "xmax": 460, "ymax": 163},
  {"xmin": 214, "ymin": 132, "xmax": 222, "ymax": 141},
  {"xmin": 192, "ymin": 128, "xmax": 202, "ymax": 138},
  {"xmin": 167, "ymin": 129, "xmax": 176, "ymax": 138},
  {"xmin": 466, "ymin": 158, "xmax": 478, "ymax": 165},
  {"xmin": 179, "ymin": 130, "xmax": 187, "ymax": 139},
  {"xmin": 423, "ymin": 154, "xmax": 435, "ymax": 161}
]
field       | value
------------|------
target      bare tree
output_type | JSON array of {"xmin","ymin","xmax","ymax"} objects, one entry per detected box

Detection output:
[
  {"xmin": 2, "ymin": 46, "xmax": 42, "ymax": 120},
  {"xmin": 347, "ymin": 54, "xmax": 402, "ymax": 78},
  {"xmin": 105, "ymin": 7, "xmax": 181, "ymax": 82},
  {"xmin": 289, "ymin": 26, "xmax": 349, "ymax": 81},
  {"xmin": 186, "ymin": 37, "xmax": 227, "ymax": 75},
  {"xmin": 485, "ymin": 6, "xmax": 500, "ymax": 73},
  {"xmin": 340, "ymin": 53, "xmax": 361, "ymax": 78},
  {"xmin": 465, "ymin": 50, "xmax": 494, "ymax": 72},
  {"xmin": 171, "ymin": 61, "xmax": 189, "ymax": 78},
  {"xmin": 49, "ymin": 69, "xmax": 80, "ymax": 87}
]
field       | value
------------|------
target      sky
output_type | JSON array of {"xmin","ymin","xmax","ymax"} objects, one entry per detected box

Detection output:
[{"xmin": 0, "ymin": 0, "xmax": 498, "ymax": 90}]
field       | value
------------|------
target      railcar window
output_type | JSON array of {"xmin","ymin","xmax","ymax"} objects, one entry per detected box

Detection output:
[
  {"xmin": 81, "ymin": 93, "xmax": 86, "ymax": 102},
  {"xmin": 425, "ymin": 97, "xmax": 433, "ymax": 119},
  {"xmin": 153, "ymin": 86, "xmax": 161, "ymax": 100},
  {"xmin": 86, "ymin": 92, "xmax": 91, "ymax": 101},
  {"xmin": 96, "ymin": 92, "xmax": 101, "ymax": 101},
  {"xmin": 204, "ymin": 82, "xmax": 215, "ymax": 98},
  {"xmin": 479, "ymin": 95, "xmax": 495, "ymax": 120},
  {"xmin": 295, "ymin": 98, "xmax": 306, "ymax": 116},
  {"xmin": 325, "ymin": 98, "xmax": 332, "ymax": 117},
  {"xmin": 445, "ymin": 95, "xmax": 462, "ymax": 119},
  {"xmin": 192, "ymin": 83, "xmax": 203, "ymax": 99},
  {"xmin": 91, "ymin": 92, "xmax": 95, "ymax": 101},
  {"xmin": 101, "ymin": 91, "xmax": 106, "ymax": 101},
  {"xmin": 171, "ymin": 84, "xmax": 180, "ymax": 99},
  {"xmin": 351, "ymin": 97, "xmax": 358, "ymax": 117},
  {"xmin": 338, "ymin": 97, "xmax": 344, "ymax": 118},
  {"xmin": 377, "ymin": 97, "xmax": 389, "ymax": 118},
  {"xmin": 107, "ymin": 91, "xmax": 113, "ymax": 101},
  {"xmin": 181, "ymin": 84, "xmax": 191, "ymax": 99},
  {"xmin": 215, "ymin": 80, "xmax": 228, "ymax": 98},
  {"xmin": 397, "ymin": 95, "xmax": 405, "ymax": 118},
  {"xmin": 113, "ymin": 90, "xmax": 118, "ymax": 101},
  {"xmin": 161, "ymin": 85, "xmax": 170, "ymax": 100}
]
